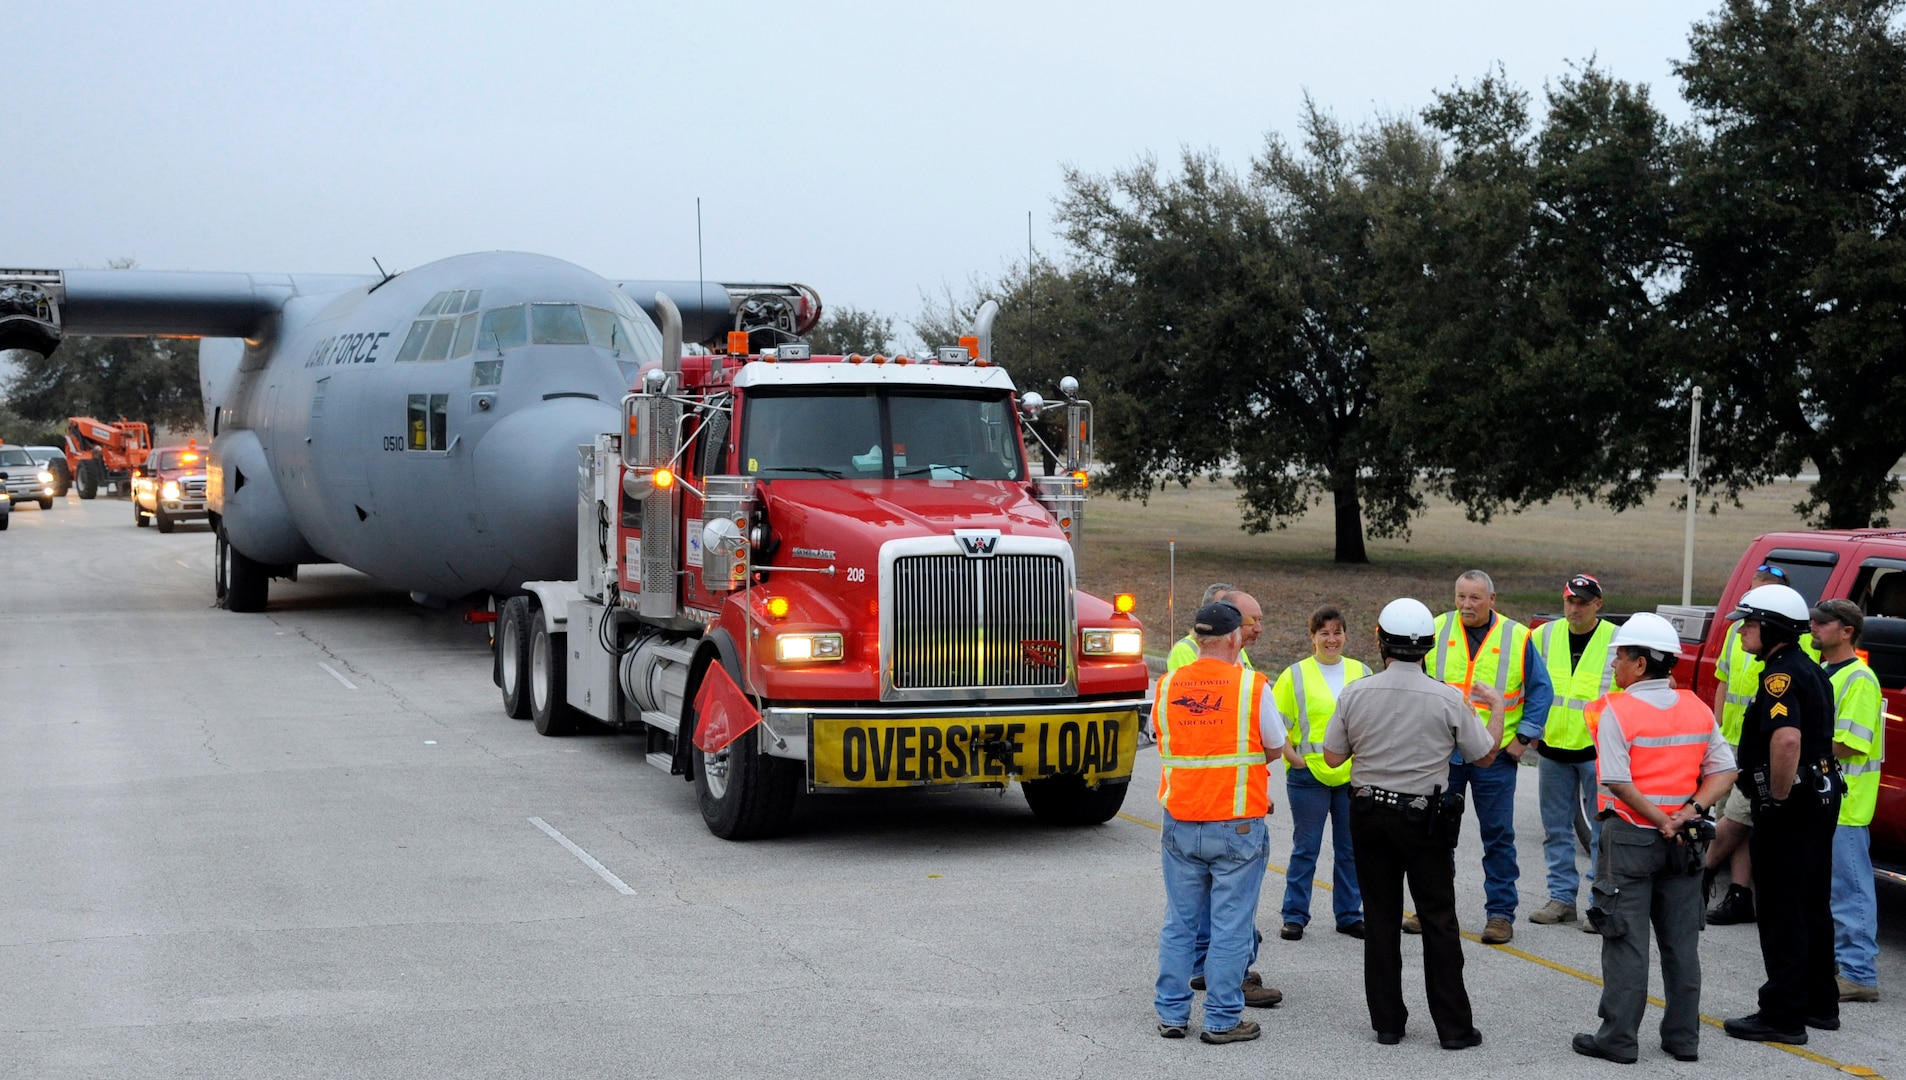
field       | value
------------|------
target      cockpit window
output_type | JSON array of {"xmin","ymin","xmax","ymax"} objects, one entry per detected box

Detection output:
[
  {"xmin": 450, "ymin": 312, "xmax": 479, "ymax": 359},
  {"xmin": 461, "ymin": 289, "xmax": 483, "ymax": 313},
  {"xmin": 531, "ymin": 303, "xmax": 590, "ymax": 345},
  {"xmin": 742, "ymin": 388, "xmax": 1024, "ymax": 481},
  {"xmin": 478, "ymin": 305, "xmax": 528, "ymax": 351}
]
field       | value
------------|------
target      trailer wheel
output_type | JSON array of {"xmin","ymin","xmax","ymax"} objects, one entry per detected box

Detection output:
[
  {"xmin": 134, "ymin": 499, "xmax": 149, "ymax": 527},
  {"xmin": 498, "ymin": 596, "xmax": 534, "ymax": 719},
  {"xmin": 218, "ymin": 525, "xmax": 269, "ymax": 612},
  {"xmin": 1022, "ymin": 775, "xmax": 1129, "ymax": 826},
  {"xmin": 693, "ymin": 721, "xmax": 799, "ymax": 840},
  {"xmin": 530, "ymin": 608, "xmax": 580, "ymax": 736},
  {"xmin": 76, "ymin": 459, "xmax": 100, "ymax": 499}
]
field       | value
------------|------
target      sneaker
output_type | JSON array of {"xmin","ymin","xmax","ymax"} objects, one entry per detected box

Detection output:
[
  {"xmin": 1707, "ymin": 885, "xmax": 1755, "ymax": 925},
  {"xmin": 1337, "ymin": 921, "xmax": 1366, "ymax": 939},
  {"xmin": 1838, "ymin": 976, "xmax": 1880, "ymax": 1003},
  {"xmin": 1243, "ymin": 981, "xmax": 1284, "ymax": 1008},
  {"xmin": 1279, "ymin": 922, "xmax": 1303, "ymax": 941},
  {"xmin": 1723, "ymin": 1012, "xmax": 1806, "ymax": 1044},
  {"xmin": 1481, "ymin": 916, "xmax": 1514, "ymax": 944},
  {"xmin": 1200, "ymin": 1019, "xmax": 1261, "ymax": 1044},
  {"xmin": 1157, "ymin": 1022, "xmax": 1187, "ymax": 1039},
  {"xmin": 1529, "ymin": 900, "xmax": 1577, "ymax": 924},
  {"xmin": 1402, "ymin": 915, "xmax": 1422, "ymax": 935}
]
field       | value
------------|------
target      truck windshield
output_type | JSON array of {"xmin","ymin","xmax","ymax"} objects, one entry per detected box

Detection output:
[{"xmin": 741, "ymin": 388, "xmax": 1024, "ymax": 481}]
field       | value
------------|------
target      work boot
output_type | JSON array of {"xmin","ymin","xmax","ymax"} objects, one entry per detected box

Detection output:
[
  {"xmin": 1838, "ymin": 976, "xmax": 1880, "ymax": 1003},
  {"xmin": 1707, "ymin": 884, "xmax": 1755, "ymax": 925},
  {"xmin": 1480, "ymin": 916, "xmax": 1514, "ymax": 944},
  {"xmin": 1724, "ymin": 1012, "xmax": 1805, "ymax": 1044},
  {"xmin": 1200, "ymin": 1019, "xmax": 1261, "ymax": 1044},
  {"xmin": 1402, "ymin": 915, "xmax": 1422, "ymax": 935},
  {"xmin": 1243, "ymin": 979, "xmax": 1284, "ymax": 1008},
  {"xmin": 1529, "ymin": 900, "xmax": 1577, "ymax": 924}
]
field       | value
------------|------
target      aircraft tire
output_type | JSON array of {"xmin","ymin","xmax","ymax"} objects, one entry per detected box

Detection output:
[
  {"xmin": 134, "ymin": 500, "xmax": 149, "ymax": 527},
  {"xmin": 156, "ymin": 508, "xmax": 175, "ymax": 533},
  {"xmin": 693, "ymin": 723, "xmax": 799, "ymax": 841},
  {"xmin": 529, "ymin": 609, "xmax": 579, "ymax": 736},
  {"xmin": 1022, "ymin": 775, "xmax": 1129, "ymax": 826},
  {"xmin": 221, "ymin": 527, "xmax": 269, "ymax": 613},
  {"xmin": 498, "ymin": 596, "xmax": 534, "ymax": 719},
  {"xmin": 76, "ymin": 460, "xmax": 100, "ymax": 499}
]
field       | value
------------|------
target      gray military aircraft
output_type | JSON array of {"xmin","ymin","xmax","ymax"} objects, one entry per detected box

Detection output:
[{"xmin": 0, "ymin": 254, "xmax": 818, "ymax": 611}]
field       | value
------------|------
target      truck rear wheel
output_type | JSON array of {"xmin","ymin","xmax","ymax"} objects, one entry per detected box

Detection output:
[
  {"xmin": 693, "ymin": 725, "xmax": 799, "ymax": 840},
  {"xmin": 529, "ymin": 608, "xmax": 580, "ymax": 736},
  {"xmin": 1022, "ymin": 775, "xmax": 1129, "ymax": 826},
  {"xmin": 76, "ymin": 460, "xmax": 100, "ymax": 499},
  {"xmin": 134, "ymin": 499, "xmax": 149, "ymax": 526},
  {"xmin": 498, "ymin": 596, "xmax": 534, "ymax": 719}
]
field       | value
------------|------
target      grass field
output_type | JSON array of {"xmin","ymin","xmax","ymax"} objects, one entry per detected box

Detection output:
[{"xmin": 1076, "ymin": 478, "xmax": 1818, "ymax": 671}]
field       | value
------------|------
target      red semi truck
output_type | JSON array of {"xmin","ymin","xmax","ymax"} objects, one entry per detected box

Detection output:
[
  {"xmin": 1653, "ymin": 530, "xmax": 1906, "ymax": 877},
  {"xmin": 493, "ymin": 302, "xmax": 1150, "ymax": 839}
]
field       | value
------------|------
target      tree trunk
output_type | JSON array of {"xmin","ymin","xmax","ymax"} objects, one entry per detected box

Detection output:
[
  {"xmin": 1331, "ymin": 474, "xmax": 1369, "ymax": 564},
  {"xmin": 1812, "ymin": 452, "xmax": 1904, "ymax": 530}
]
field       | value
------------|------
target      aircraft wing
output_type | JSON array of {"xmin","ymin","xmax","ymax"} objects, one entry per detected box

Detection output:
[
  {"xmin": 0, "ymin": 269, "xmax": 377, "ymax": 353},
  {"xmin": 617, "ymin": 279, "xmax": 821, "ymax": 346}
]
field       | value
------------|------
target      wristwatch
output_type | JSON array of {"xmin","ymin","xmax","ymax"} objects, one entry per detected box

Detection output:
[
  {"xmin": 1514, "ymin": 733, "xmax": 1533, "ymax": 746},
  {"xmin": 1686, "ymin": 799, "xmax": 1706, "ymax": 816}
]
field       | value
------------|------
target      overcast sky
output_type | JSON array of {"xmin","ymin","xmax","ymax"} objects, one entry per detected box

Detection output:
[{"xmin": 13, "ymin": 1, "xmax": 1706, "ymax": 334}]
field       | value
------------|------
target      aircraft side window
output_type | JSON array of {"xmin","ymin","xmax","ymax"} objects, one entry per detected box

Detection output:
[
  {"xmin": 420, "ymin": 318, "xmax": 457, "ymax": 362},
  {"xmin": 440, "ymin": 291, "xmax": 465, "ymax": 316},
  {"xmin": 479, "ymin": 305, "xmax": 528, "ymax": 351},
  {"xmin": 530, "ymin": 303, "xmax": 589, "ymax": 345},
  {"xmin": 430, "ymin": 394, "xmax": 449, "ymax": 451},
  {"xmin": 419, "ymin": 292, "xmax": 450, "ymax": 317},
  {"xmin": 471, "ymin": 359, "xmax": 503, "ymax": 387},
  {"xmin": 394, "ymin": 320, "xmax": 433, "ymax": 362},
  {"xmin": 461, "ymin": 289, "xmax": 483, "ymax": 313},
  {"xmin": 582, "ymin": 306, "xmax": 620, "ymax": 351},
  {"xmin": 408, "ymin": 394, "xmax": 429, "ymax": 449},
  {"xmin": 450, "ymin": 313, "xmax": 479, "ymax": 359}
]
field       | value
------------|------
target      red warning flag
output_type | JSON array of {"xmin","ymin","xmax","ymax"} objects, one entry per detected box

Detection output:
[{"xmin": 691, "ymin": 662, "xmax": 761, "ymax": 753}]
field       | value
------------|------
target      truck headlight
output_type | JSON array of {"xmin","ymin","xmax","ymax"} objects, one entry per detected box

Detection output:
[
  {"xmin": 1082, "ymin": 628, "xmax": 1143, "ymax": 657},
  {"xmin": 37, "ymin": 470, "xmax": 53, "ymax": 484},
  {"xmin": 161, "ymin": 481, "xmax": 180, "ymax": 500},
  {"xmin": 775, "ymin": 632, "xmax": 844, "ymax": 663}
]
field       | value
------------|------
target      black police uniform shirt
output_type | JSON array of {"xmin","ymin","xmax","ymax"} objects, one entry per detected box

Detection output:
[{"xmin": 1733, "ymin": 640, "xmax": 1834, "ymax": 795}]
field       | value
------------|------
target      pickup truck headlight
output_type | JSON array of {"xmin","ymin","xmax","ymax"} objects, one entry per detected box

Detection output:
[
  {"xmin": 161, "ymin": 480, "xmax": 181, "ymax": 500},
  {"xmin": 1082, "ymin": 628, "xmax": 1144, "ymax": 657},
  {"xmin": 37, "ymin": 470, "xmax": 53, "ymax": 484},
  {"xmin": 775, "ymin": 632, "xmax": 844, "ymax": 663}
]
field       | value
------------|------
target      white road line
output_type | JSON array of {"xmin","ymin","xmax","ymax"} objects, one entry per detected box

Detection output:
[
  {"xmin": 318, "ymin": 663, "xmax": 357, "ymax": 690},
  {"xmin": 174, "ymin": 559, "xmax": 191, "ymax": 570},
  {"xmin": 529, "ymin": 817, "xmax": 635, "ymax": 895}
]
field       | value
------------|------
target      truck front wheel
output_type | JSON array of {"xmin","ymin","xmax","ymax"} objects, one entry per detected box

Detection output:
[
  {"xmin": 134, "ymin": 499, "xmax": 149, "ymax": 526},
  {"xmin": 1022, "ymin": 775, "xmax": 1129, "ymax": 826},
  {"xmin": 498, "ymin": 596, "xmax": 534, "ymax": 719},
  {"xmin": 155, "ymin": 507, "xmax": 175, "ymax": 533},
  {"xmin": 529, "ymin": 609, "xmax": 580, "ymax": 736},
  {"xmin": 693, "ymin": 726, "xmax": 799, "ymax": 840}
]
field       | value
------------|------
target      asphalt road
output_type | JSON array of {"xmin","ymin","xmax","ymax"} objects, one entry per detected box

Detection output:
[{"xmin": 1, "ymin": 493, "xmax": 1900, "ymax": 1079}]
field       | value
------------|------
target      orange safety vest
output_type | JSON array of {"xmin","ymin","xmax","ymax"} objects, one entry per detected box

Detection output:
[
  {"xmin": 1587, "ymin": 690, "xmax": 1716, "ymax": 828},
  {"xmin": 1154, "ymin": 657, "xmax": 1270, "ymax": 821}
]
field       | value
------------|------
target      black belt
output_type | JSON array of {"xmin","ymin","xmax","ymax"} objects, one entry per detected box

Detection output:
[{"xmin": 1355, "ymin": 786, "xmax": 1434, "ymax": 812}]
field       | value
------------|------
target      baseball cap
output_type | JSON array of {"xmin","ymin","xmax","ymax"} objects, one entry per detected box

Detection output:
[
  {"xmin": 1810, "ymin": 598, "xmax": 1864, "ymax": 635},
  {"xmin": 1193, "ymin": 601, "xmax": 1242, "ymax": 636},
  {"xmin": 1564, "ymin": 574, "xmax": 1603, "ymax": 600}
]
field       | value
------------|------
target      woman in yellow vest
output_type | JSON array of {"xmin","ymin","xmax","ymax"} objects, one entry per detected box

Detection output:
[
  {"xmin": 1272, "ymin": 605, "xmax": 1370, "ymax": 940},
  {"xmin": 1811, "ymin": 600, "xmax": 1885, "ymax": 1002}
]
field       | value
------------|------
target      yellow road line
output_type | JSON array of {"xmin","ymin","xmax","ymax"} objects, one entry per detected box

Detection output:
[{"xmin": 1116, "ymin": 811, "xmax": 1881, "ymax": 1077}]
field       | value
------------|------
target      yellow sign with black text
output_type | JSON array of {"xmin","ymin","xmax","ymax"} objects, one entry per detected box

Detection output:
[{"xmin": 810, "ymin": 711, "xmax": 1140, "ymax": 789}]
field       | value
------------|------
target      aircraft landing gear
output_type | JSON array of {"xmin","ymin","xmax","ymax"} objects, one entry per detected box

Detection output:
[{"xmin": 215, "ymin": 521, "xmax": 268, "ymax": 612}]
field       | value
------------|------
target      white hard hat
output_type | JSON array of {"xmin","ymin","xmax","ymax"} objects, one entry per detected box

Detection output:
[
  {"xmin": 1611, "ymin": 612, "xmax": 1682, "ymax": 658},
  {"xmin": 1726, "ymin": 583, "xmax": 1810, "ymax": 635},
  {"xmin": 1377, "ymin": 598, "xmax": 1436, "ymax": 644}
]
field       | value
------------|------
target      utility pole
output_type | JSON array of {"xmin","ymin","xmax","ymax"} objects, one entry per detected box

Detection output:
[{"xmin": 1682, "ymin": 386, "xmax": 1703, "ymax": 607}]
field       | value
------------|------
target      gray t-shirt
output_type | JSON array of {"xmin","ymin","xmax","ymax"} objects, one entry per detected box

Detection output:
[
  {"xmin": 1594, "ymin": 678, "xmax": 1735, "ymax": 785},
  {"xmin": 1325, "ymin": 660, "xmax": 1496, "ymax": 795}
]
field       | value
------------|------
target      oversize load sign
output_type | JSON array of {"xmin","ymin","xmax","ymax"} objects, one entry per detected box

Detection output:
[{"xmin": 811, "ymin": 711, "xmax": 1139, "ymax": 789}]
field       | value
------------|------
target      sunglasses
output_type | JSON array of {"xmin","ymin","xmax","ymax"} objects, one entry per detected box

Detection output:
[
  {"xmin": 1756, "ymin": 564, "xmax": 1788, "ymax": 580},
  {"xmin": 1240, "ymin": 616, "xmax": 1261, "ymax": 627}
]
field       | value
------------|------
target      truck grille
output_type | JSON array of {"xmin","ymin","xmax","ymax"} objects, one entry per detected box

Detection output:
[
  {"xmin": 890, "ymin": 554, "xmax": 1070, "ymax": 690},
  {"xmin": 183, "ymin": 477, "xmax": 207, "ymax": 498}
]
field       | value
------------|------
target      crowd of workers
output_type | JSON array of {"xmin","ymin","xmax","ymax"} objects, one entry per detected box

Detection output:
[{"xmin": 1149, "ymin": 570, "xmax": 1885, "ymax": 1061}]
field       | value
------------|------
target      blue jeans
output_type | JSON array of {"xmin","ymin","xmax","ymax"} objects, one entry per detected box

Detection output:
[
  {"xmin": 1831, "ymin": 824, "xmax": 1880, "ymax": 987},
  {"xmin": 1157, "ymin": 812, "xmax": 1269, "ymax": 1031},
  {"xmin": 1282, "ymin": 767, "xmax": 1362, "ymax": 928},
  {"xmin": 1537, "ymin": 756, "xmax": 1600, "ymax": 908},
  {"xmin": 1447, "ymin": 755, "xmax": 1520, "ymax": 920}
]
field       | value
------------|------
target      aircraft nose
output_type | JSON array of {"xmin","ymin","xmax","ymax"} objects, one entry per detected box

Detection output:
[{"xmin": 471, "ymin": 396, "xmax": 618, "ymax": 584}]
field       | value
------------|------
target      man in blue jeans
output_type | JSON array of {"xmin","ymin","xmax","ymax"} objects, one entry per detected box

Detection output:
[
  {"xmin": 1529, "ymin": 574, "xmax": 1615, "ymax": 930},
  {"xmin": 1418, "ymin": 570, "xmax": 1553, "ymax": 944},
  {"xmin": 1153, "ymin": 601, "xmax": 1286, "ymax": 1044}
]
